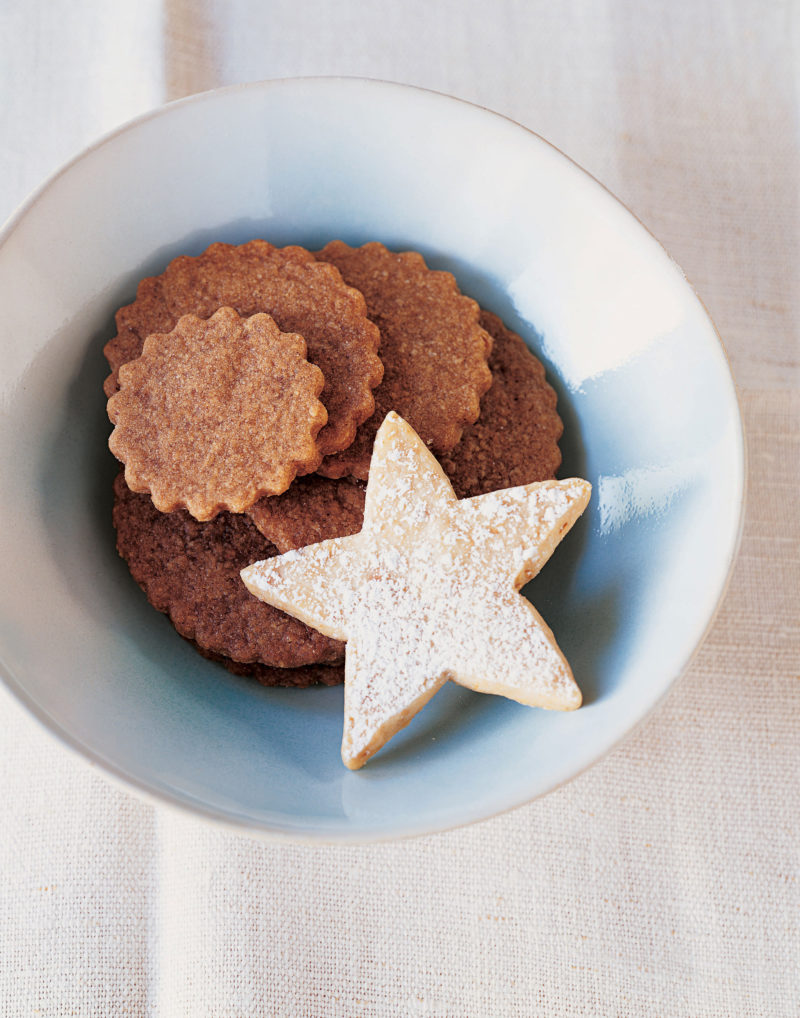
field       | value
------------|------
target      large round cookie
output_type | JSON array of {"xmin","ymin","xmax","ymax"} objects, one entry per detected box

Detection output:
[
  {"xmin": 249, "ymin": 309, "xmax": 562, "ymax": 552},
  {"xmin": 313, "ymin": 241, "xmax": 493, "ymax": 480},
  {"xmin": 104, "ymin": 240, "xmax": 383, "ymax": 460},
  {"xmin": 112, "ymin": 472, "xmax": 345, "ymax": 673}
]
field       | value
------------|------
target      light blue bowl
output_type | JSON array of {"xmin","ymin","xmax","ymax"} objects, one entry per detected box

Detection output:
[{"xmin": 0, "ymin": 79, "xmax": 744, "ymax": 841}]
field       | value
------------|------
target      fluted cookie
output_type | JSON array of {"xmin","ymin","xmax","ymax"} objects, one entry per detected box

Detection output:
[
  {"xmin": 314, "ymin": 241, "xmax": 492, "ymax": 480},
  {"xmin": 108, "ymin": 308, "xmax": 327, "ymax": 520}
]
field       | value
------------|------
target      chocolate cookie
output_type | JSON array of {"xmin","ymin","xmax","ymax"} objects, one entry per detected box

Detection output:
[
  {"xmin": 314, "ymin": 241, "xmax": 493, "ymax": 480},
  {"xmin": 104, "ymin": 240, "xmax": 383, "ymax": 460},
  {"xmin": 112, "ymin": 472, "xmax": 345, "ymax": 673},
  {"xmin": 191, "ymin": 642, "xmax": 345, "ymax": 689}
]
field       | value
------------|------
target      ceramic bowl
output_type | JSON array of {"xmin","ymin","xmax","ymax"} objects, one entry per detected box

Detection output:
[{"xmin": 0, "ymin": 78, "xmax": 744, "ymax": 841}]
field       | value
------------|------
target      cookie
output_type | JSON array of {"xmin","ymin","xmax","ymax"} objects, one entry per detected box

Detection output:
[
  {"xmin": 191, "ymin": 641, "xmax": 345, "ymax": 689},
  {"xmin": 313, "ymin": 241, "xmax": 492, "ymax": 480},
  {"xmin": 112, "ymin": 472, "xmax": 344, "ymax": 672},
  {"xmin": 242, "ymin": 413, "xmax": 590, "ymax": 769},
  {"xmin": 439, "ymin": 309, "xmax": 563, "ymax": 497},
  {"xmin": 248, "ymin": 475, "xmax": 367, "ymax": 554},
  {"xmin": 104, "ymin": 240, "xmax": 383, "ymax": 459},
  {"xmin": 249, "ymin": 309, "xmax": 562, "ymax": 552},
  {"xmin": 108, "ymin": 308, "xmax": 328, "ymax": 521}
]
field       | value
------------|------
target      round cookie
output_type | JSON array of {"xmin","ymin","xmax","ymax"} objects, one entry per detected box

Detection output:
[
  {"xmin": 112, "ymin": 472, "xmax": 345, "ymax": 672},
  {"xmin": 108, "ymin": 308, "xmax": 328, "ymax": 520},
  {"xmin": 249, "ymin": 310, "xmax": 562, "ymax": 552},
  {"xmin": 314, "ymin": 241, "xmax": 493, "ymax": 480},
  {"xmin": 104, "ymin": 240, "xmax": 383, "ymax": 460}
]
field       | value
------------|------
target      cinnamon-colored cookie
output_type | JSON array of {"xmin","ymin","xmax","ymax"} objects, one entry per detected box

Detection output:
[
  {"xmin": 313, "ymin": 241, "xmax": 492, "ymax": 480},
  {"xmin": 249, "ymin": 310, "xmax": 562, "ymax": 552},
  {"xmin": 112, "ymin": 472, "xmax": 344, "ymax": 672},
  {"xmin": 108, "ymin": 308, "xmax": 327, "ymax": 521},
  {"xmin": 104, "ymin": 240, "xmax": 383, "ymax": 459}
]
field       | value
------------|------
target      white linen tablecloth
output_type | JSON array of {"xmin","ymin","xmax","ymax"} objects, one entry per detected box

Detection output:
[{"xmin": 1, "ymin": 1, "xmax": 798, "ymax": 1014}]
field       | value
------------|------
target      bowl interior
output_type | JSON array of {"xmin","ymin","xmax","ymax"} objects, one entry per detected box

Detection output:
[{"xmin": 0, "ymin": 79, "xmax": 743, "ymax": 840}]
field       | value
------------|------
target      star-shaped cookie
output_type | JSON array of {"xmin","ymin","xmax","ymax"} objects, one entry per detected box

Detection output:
[{"xmin": 241, "ymin": 412, "xmax": 591, "ymax": 769}]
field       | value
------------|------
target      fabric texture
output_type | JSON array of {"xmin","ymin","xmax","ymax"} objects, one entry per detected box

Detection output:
[{"xmin": 1, "ymin": 1, "xmax": 798, "ymax": 1014}]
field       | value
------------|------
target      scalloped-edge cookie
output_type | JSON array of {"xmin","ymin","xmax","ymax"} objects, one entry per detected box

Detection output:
[
  {"xmin": 314, "ymin": 241, "xmax": 493, "ymax": 480},
  {"xmin": 104, "ymin": 240, "xmax": 383, "ymax": 459},
  {"xmin": 108, "ymin": 307, "xmax": 327, "ymax": 521}
]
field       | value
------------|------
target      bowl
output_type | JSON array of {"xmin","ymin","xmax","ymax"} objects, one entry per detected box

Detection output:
[{"xmin": 0, "ymin": 78, "xmax": 744, "ymax": 841}]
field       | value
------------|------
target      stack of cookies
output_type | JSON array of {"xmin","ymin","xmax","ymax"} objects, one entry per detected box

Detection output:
[{"xmin": 105, "ymin": 239, "xmax": 564, "ymax": 688}]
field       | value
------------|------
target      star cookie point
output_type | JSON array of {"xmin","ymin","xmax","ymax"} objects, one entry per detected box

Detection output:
[{"xmin": 242, "ymin": 413, "xmax": 591, "ymax": 769}]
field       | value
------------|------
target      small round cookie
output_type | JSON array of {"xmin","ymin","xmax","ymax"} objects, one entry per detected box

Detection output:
[
  {"xmin": 314, "ymin": 241, "xmax": 493, "ymax": 480},
  {"xmin": 112, "ymin": 472, "xmax": 345, "ymax": 670},
  {"xmin": 108, "ymin": 308, "xmax": 328, "ymax": 521},
  {"xmin": 104, "ymin": 240, "xmax": 383, "ymax": 459},
  {"xmin": 249, "ymin": 310, "xmax": 562, "ymax": 551}
]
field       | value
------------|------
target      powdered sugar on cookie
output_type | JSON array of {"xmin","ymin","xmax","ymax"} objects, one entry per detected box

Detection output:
[{"xmin": 241, "ymin": 412, "xmax": 591, "ymax": 769}]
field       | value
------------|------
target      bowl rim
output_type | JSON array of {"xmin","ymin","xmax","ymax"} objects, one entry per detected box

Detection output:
[{"xmin": 0, "ymin": 76, "xmax": 747, "ymax": 843}]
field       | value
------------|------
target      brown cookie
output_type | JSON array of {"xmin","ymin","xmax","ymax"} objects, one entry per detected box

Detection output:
[
  {"xmin": 248, "ymin": 475, "xmax": 367, "ymax": 554},
  {"xmin": 104, "ymin": 240, "xmax": 383, "ymax": 459},
  {"xmin": 249, "ymin": 310, "xmax": 562, "ymax": 552},
  {"xmin": 108, "ymin": 308, "xmax": 328, "ymax": 521},
  {"xmin": 439, "ymin": 310, "xmax": 562, "ymax": 496},
  {"xmin": 190, "ymin": 641, "xmax": 345, "ymax": 689},
  {"xmin": 313, "ymin": 241, "xmax": 493, "ymax": 480},
  {"xmin": 112, "ymin": 472, "xmax": 345, "ymax": 671}
]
